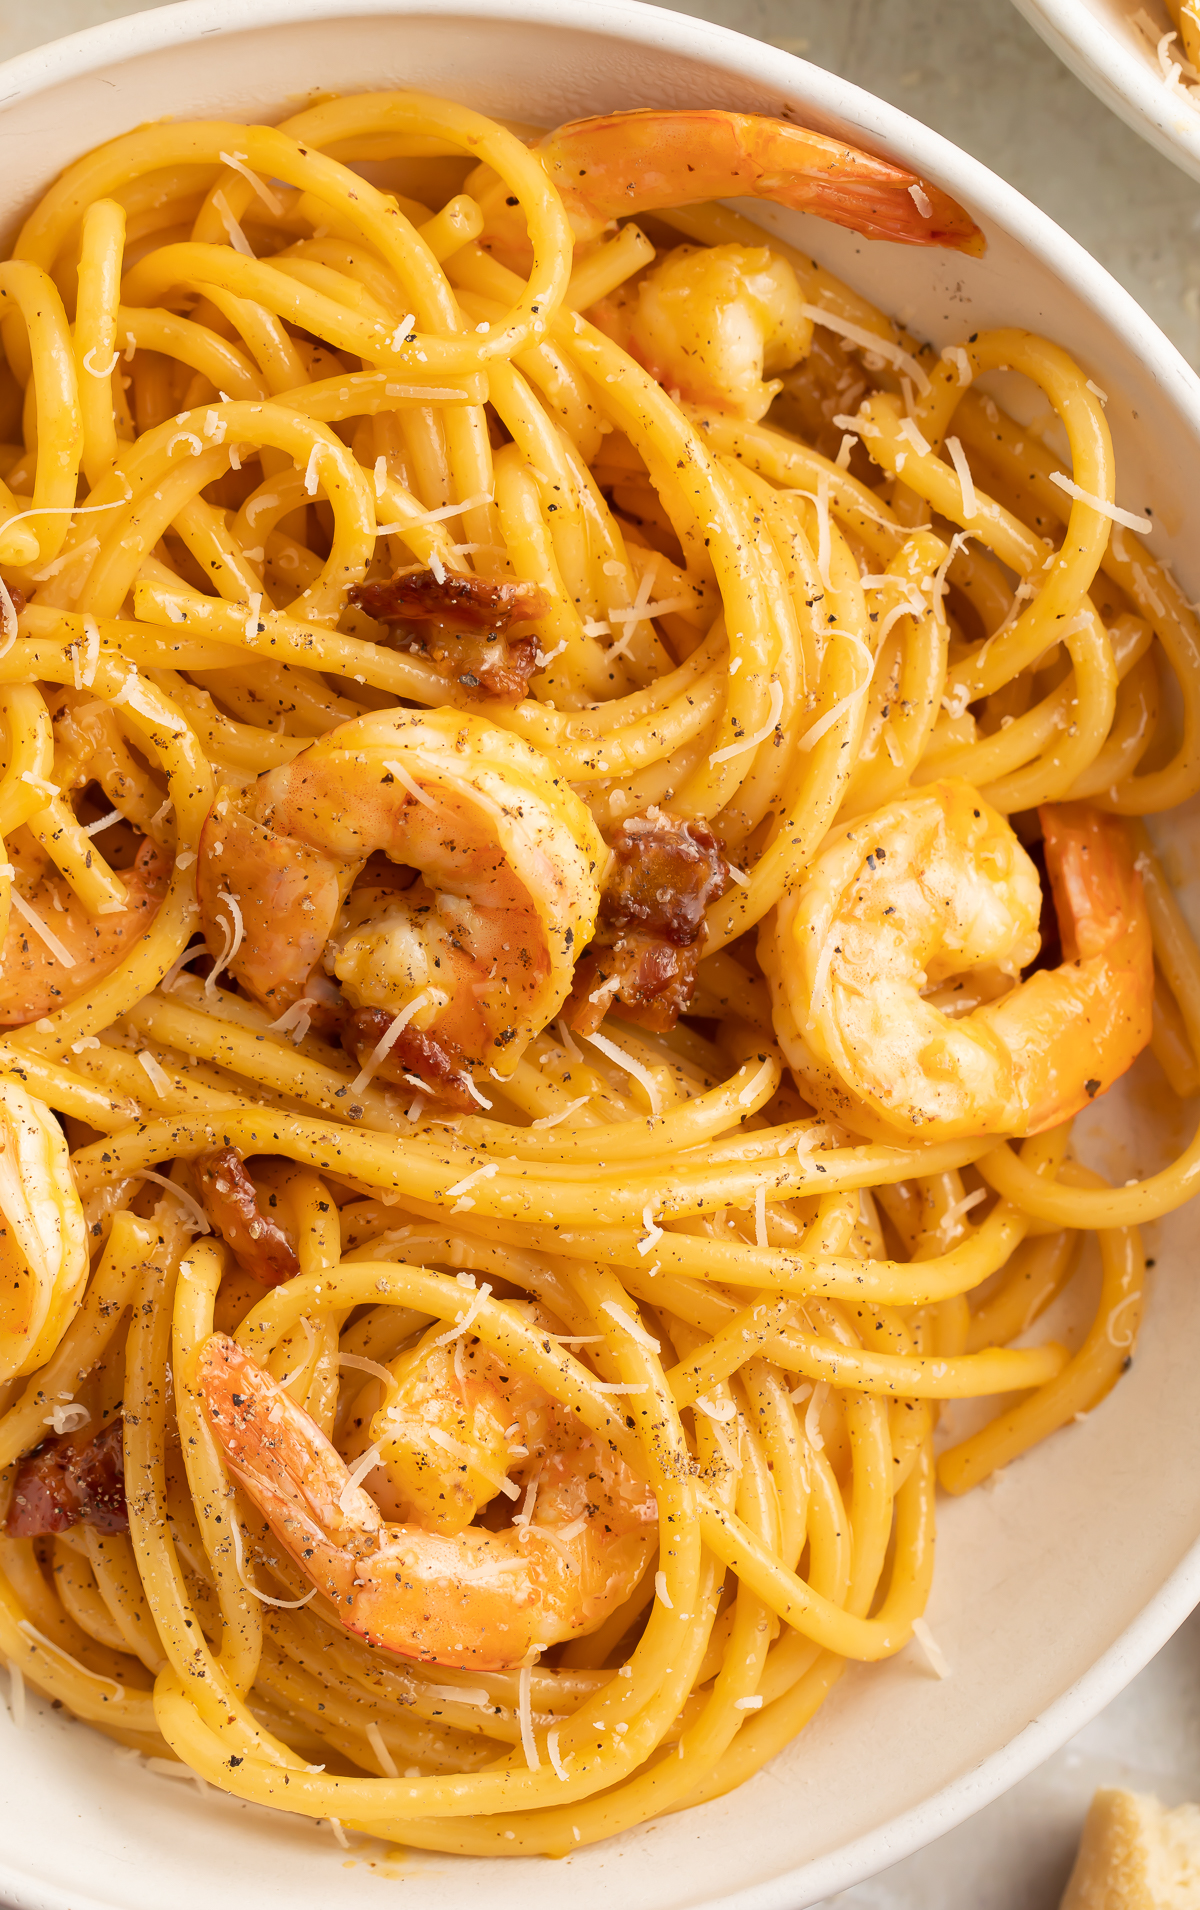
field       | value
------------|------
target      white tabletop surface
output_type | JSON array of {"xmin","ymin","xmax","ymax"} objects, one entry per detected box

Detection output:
[{"xmin": 2, "ymin": 3, "xmax": 1199, "ymax": 1907}]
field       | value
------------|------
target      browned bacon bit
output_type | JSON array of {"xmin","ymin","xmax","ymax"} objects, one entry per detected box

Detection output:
[
  {"xmin": 569, "ymin": 809, "xmax": 727, "ymax": 1036},
  {"xmin": 0, "ymin": 579, "xmax": 25, "ymax": 619},
  {"xmin": 341, "ymin": 1005, "xmax": 478, "ymax": 1113},
  {"xmin": 350, "ymin": 568, "xmax": 547, "ymax": 632},
  {"xmin": 347, "ymin": 568, "xmax": 549, "ymax": 704},
  {"xmin": 196, "ymin": 1146, "xmax": 301, "ymax": 1287},
  {"xmin": 7, "ymin": 1418, "xmax": 128, "ymax": 1538}
]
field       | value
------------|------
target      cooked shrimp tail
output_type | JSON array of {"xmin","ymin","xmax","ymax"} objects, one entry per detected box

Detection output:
[
  {"xmin": 0, "ymin": 835, "xmax": 170, "ymax": 1026},
  {"xmin": 1020, "ymin": 801, "xmax": 1155, "ymax": 1131},
  {"xmin": 536, "ymin": 109, "xmax": 985, "ymax": 254},
  {"xmin": 198, "ymin": 1330, "xmax": 656, "ymax": 1671},
  {"xmin": 768, "ymin": 781, "xmax": 1153, "ymax": 1143}
]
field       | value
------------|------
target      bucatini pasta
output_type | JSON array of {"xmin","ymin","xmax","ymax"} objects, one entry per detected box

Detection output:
[{"xmin": 0, "ymin": 88, "xmax": 1193, "ymax": 1858}]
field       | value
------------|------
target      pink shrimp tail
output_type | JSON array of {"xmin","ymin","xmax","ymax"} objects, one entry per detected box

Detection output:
[
  {"xmin": 1020, "ymin": 803, "xmax": 1155, "ymax": 1132},
  {"xmin": 538, "ymin": 109, "xmax": 986, "ymax": 255},
  {"xmin": 198, "ymin": 1330, "xmax": 381, "ymax": 1553},
  {"xmin": 0, "ymin": 835, "xmax": 171, "ymax": 1027}
]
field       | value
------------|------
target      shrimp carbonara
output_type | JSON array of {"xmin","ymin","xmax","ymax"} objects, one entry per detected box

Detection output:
[{"xmin": 0, "ymin": 88, "xmax": 1195, "ymax": 1857}]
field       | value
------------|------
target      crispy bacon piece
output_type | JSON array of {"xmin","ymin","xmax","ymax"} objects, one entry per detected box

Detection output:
[
  {"xmin": 570, "ymin": 809, "xmax": 727, "ymax": 1035},
  {"xmin": 6, "ymin": 1418, "xmax": 128, "ymax": 1538},
  {"xmin": 196, "ymin": 1146, "xmax": 301, "ymax": 1287},
  {"xmin": 350, "ymin": 570, "xmax": 547, "ymax": 631},
  {"xmin": 0, "ymin": 579, "xmax": 25, "ymax": 619},
  {"xmin": 348, "ymin": 568, "xmax": 549, "ymax": 704},
  {"xmin": 342, "ymin": 1005, "xmax": 477, "ymax": 1113}
]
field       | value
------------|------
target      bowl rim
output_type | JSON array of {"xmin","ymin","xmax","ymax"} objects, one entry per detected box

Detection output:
[
  {"xmin": 1009, "ymin": 0, "xmax": 1200, "ymax": 185},
  {"xmin": 1, "ymin": 2, "xmax": 1200, "ymax": 1905}
]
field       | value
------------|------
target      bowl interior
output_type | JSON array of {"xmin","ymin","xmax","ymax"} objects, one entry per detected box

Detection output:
[
  {"xmin": 1011, "ymin": 0, "xmax": 1200, "ymax": 183},
  {"xmin": 2, "ymin": 5, "xmax": 1200, "ymax": 1908}
]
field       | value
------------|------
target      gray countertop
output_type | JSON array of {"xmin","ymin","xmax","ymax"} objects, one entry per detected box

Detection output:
[{"xmin": 2, "ymin": 3, "xmax": 1198, "ymax": 1906}]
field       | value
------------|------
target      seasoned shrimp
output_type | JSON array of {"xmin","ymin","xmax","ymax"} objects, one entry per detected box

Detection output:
[
  {"xmin": 199, "ymin": 1329, "xmax": 657, "ymax": 1670},
  {"xmin": 0, "ymin": 1078, "xmax": 88, "ymax": 1385},
  {"xmin": 764, "ymin": 782, "xmax": 1153, "ymax": 1143},
  {"xmin": 590, "ymin": 242, "xmax": 812, "ymax": 420},
  {"xmin": 0, "ymin": 832, "xmax": 170, "ymax": 1025},
  {"xmin": 195, "ymin": 708, "xmax": 606, "ymax": 1105},
  {"xmin": 482, "ymin": 109, "xmax": 984, "ymax": 256}
]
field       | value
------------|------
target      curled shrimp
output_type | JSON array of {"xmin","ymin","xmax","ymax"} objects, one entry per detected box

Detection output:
[
  {"xmin": 199, "ymin": 1327, "xmax": 657, "ymax": 1670},
  {"xmin": 482, "ymin": 108, "xmax": 984, "ymax": 256},
  {"xmin": 764, "ymin": 782, "xmax": 1153, "ymax": 1143},
  {"xmin": 0, "ymin": 832, "xmax": 170, "ymax": 1025},
  {"xmin": 195, "ymin": 708, "xmax": 605, "ymax": 1105},
  {"xmin": 0, "ymin": 1078, "xmax": 88, "ymax": 1384},
  {"xmin": 590, "ymin": 240, "xmax": 812, "ymax": 421}
]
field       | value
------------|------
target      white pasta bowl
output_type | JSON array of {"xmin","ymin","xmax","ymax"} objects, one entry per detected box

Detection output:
[
  {"xmin": 1, "ymin": 2, "xmax": 1200, "ymax": 1907},
  {"xmin": 1010, "ymin": 0, "xmax": 1200, "ymax": 183}
]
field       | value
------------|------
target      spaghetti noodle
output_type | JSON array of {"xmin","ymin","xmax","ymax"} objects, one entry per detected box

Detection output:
[{"xmin": 0, "ymin": 88, "xmax": 1194, "ymax": 1858}]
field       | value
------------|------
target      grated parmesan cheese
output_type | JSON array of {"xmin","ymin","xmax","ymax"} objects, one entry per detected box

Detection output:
[
  {"xmin": 211, "ymin": 188, "xmax": 255, "ymax": 257},
  {"xmin": 82, "ymin": 345, "xmax": 121, "ymax": 378},
  {"xmin": 226, "ymin": 1513, "xmax": 317, "ymax": 1609},
  {"xmin": 79, "ymin": 614, "xmax": 101, "ymax": 687},
  {"xmin": 804, "ymin": 1381, "xmax": 830, "ymax": 1452},
  {"xmin": 218, "ymin": 150, "xmax": 284, "ymax": 215},
  {"xmin": 529, "ymin": 1093, "xmax": 591, "ymax": 1130},
  {"xmin": 18, "ymin": 1620, "xmax": 124, "ymax": 1697},
  {"xmin": 1048, "ymin": 471, "xmax": 1151, "ymax": 533},
  {"xmin": 945, "ymin": 435, "xmax": 977, "ymax": 521},
  {"xmin": 376, "ymin": 490, "xmax": 493, "ymax": 534},
  {"xmin": 583, "ymin": 1030, "xmax": 663, "ymax": 1115},
  {"xmin": 350, "ymin": 990, "xmax": 431, "ymax": 1093},
  {"xmin": 941, "ymin": 344, "xmax": 972, "ymax": 387},
  {"xmin": 429, "ymin": 1280, "xmax": 493, "ymax": 1350},
  {"xmin": 366, "ymin": 1720, "xmax": 398, "ymax": 1777},
  {"xmin": 911, "ymin": 1616, "xmax": 952, "ymax": 1679},
  {"xmin": 10, "ymin": 891, "xmax": 76, "ymax": 968},
  {"xmin": 133, "ymin": 1171, "xmax": 211, "ymax": 1234},
  {"xmin": 753, "ymin": 1184, "xmax": 769, "ymax": 1249},
  {"xmin": 518, "ymin": 1664, "xmax": 540, "ymax": 1770},
  {"xmin": 136, "ymin": 1050, "xmax": 172, "ymax": 1098},
  {"xmin": 547, "ymin": 1726, "xmax": 570, "ymax": 1781},
  {"xmin": 907, "ymin": 182, "xmax": 933, "ymax": 219},
  {"xmin": 800, "ymin": 303, "xmax": 931, "ymax": 394},
  {"xmin": 710, "ymin": 678, "xmax": 784, "ymax": 766},
  {"xmin": 383, "ymin": 758, "xmax": 436, "ymax": 808},
  {"xmin": 897, "ymin": 416, "xmax": 932, "ymax": 459},
  {"xmin": 204, "ymin": 890, "xmax": 244, "ymax": 998},
  {"xmin": 338, "ymin": 1351, "xmax": 398, "ymax": 1394},
  {"xmin": 693, "ymin": 1394, "xmax": 738, "ymax": 1424},
  {"xmin": 600, "ymin": 1298, "xmax": 660, "ymax": 1353}
]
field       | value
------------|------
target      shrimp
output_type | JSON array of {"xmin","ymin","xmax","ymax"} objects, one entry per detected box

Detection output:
[
  {"xmin": 590, "ymin": 241, "xmax": 811, "ymax": 421},
  {"xmin": 195, "ymin": 708, "xmax": 606, "ymax": 1105},
  {"xmin": 766, "ymin": 781, "xmax": 1153, "ymax": 1143},
  {"xmin": 198, "ymin": 1328, "xmax": 657, "ymax": 1670},
  {"xmin": 481, "ymin": 108, "xmax": 984, "ymax": 257},
  {"xmin": 0, "ymin": 833, "xmax": 170, "ymax": 1025},
  {"xmin": 0, "ymin": 1078, "xmax": 89, "ymax": 1385}
]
